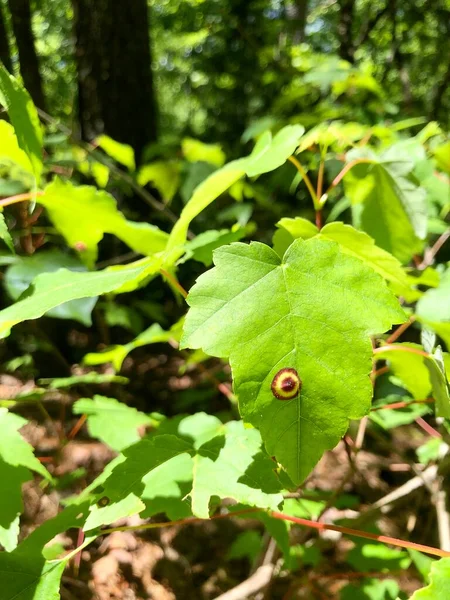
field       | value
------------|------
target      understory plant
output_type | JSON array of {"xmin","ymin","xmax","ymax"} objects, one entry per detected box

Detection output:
[{"xmin": 0, "ymin": 63, "xmax": 450, "ymax": 599}]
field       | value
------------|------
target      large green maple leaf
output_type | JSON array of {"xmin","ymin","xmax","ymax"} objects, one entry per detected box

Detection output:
[{"xmin": 181, "ymin": 238, "xmax": 405, "ymax": 484}]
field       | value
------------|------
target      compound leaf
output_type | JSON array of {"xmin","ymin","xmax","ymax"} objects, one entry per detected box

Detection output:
[{"xmin": 181, "ymin": 238, "xmax": 405, "ymax": 483}]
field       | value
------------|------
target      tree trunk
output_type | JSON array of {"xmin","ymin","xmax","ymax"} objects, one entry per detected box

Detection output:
[
  {"xmin": 337, "ymin": 0, "xmax": 355, "ymax": 63},
  {"xmin": 71, "ymin": 0, "xmax": 158, "ymax": 162},
  {"xmin": 0, "ymin": 3, "xmax": 12, "ymax": 72},
  {"xmin": 286, "ymin": 0, "xmax": 308, "ymax": 44},
  {"xmin": 7, "ymin": 0, "xmax": 46, "ymax": 109}
]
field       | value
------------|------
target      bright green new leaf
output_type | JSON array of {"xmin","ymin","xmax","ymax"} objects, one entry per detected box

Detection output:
[
  {"xmin": 180, "ymin": 227, "xmax": 250, "ymax": 266},
  {"xmin": 410, "ymin": 558, "xmax": 450, "ymax": 599},
  {"xmin": 434, "ymin": 141, "xmax": 450, "ymax": 174},
  {"xmin": 181, "ymin": 238, "xmax": 405, "ymax": 483},
  {"xmin": 182, "ymin": 137, "xmax": 226, "ymax": 167},
  {"xmin": 341, "ymin": 578, "xmax": 399, "ymax": 600},
  {"xmin": 0, "ymin": 213, "xmax": 14, "ymax": 253},
  {"xmin": 0, "ymin": 120, "xmax": 34, "ymax": 178},
  {"xmin": 344, "ymin": 148, "xmax": 427, "ymax": 263},
  {"xmin": 39, "ymin": 179, "xmax": 168, "ymax": 266},
  {"xmin": 273, "ymin": 220, "xmax": 408, "ymax": 287},
  {"xmin": 73, "ymin": 395, "xmax": 152, "ymax": 451},
  {"xmin": 83, "ymin": 322, "xmax": 180, "ymax": 371},
  {"xmin": 96, "ymin": 134, "xmax": 136, "ymax": 171},
  {"xmin": 0, "ymin": 63, "xmax": 43, "ymax": 182},
  {"xmin": 244, "ymin": 125, "xmax": 305, "ymax": 177},
  {"xmin": 137, "ymin": 160, "xmax": 181, "ymax": 203},
  {"xmin": 370, "ymin": 396, "xmax": 430, "ymax": 430},
  {"xmin": 0, "ymin": 462, "xmax": 30, "ymax": 551},
  {"xmin": 5, "ymin": 250, "xmax": 97, "ymax": 326},
  {"xmin": 165, "ymin": 159, "xmax": 248, "ymax": 258},
  {"xmin": 0, "ymin": 262, "xmax": 151, "ymax": 337}
]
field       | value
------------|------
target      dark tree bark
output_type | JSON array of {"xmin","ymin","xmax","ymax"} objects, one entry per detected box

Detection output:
[
  {"xmin": 0, "ymin": 3, "xmax": 12, "ymax": 72},
  {"xmin": 7, "ymin": 0, "xmax": 46, "ymax": 109},
  {"xmin": 285, "ymin": 0, "xmax": 308, "ymax": 44},
  {"xmin": 71, "ymin": 0, "xmax": 158, "ymax": 162},
  {"xmin": 337, "ymin": 0, "xmax": 355, "ymax": 63}
]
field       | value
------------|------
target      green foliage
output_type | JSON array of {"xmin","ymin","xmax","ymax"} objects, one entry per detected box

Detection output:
[
  {"xmin": 39, "ymin": 179, "xmax": 169, "ymax": 267},
  {"xmin": 182, "ymin": 238, "xmax": 404, "ymax": 483},
  {"xmin": 410, "ymin": 558, "xmax": 450, "ymax": 599},
  {"xmin": 0, "ymin": 63, "xmax": 43, "ymax": 183},
  {"xmin": 0, "ymin": 262, "xmax": 152, "ymax": 337},
  {"xmin": 72, "ymin": 396, "xmax": 152, "ymax": 451}
]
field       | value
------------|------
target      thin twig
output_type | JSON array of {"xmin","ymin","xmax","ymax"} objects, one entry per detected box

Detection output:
[
  {"xmin": 288, "ymin": 155, "xmax": 318, "ymax": 206},
  {"xmin": 0, "ymin": 191, "xmax": 44, "ymax": 208},
  {"xmin": 433, "ymin": 478, "xmax": 450, "ymax": 551},
  {"xmin": 160, "ymin": 269, "xmax": 188, "ymax": 299},
  {"xmin": 213, "ymin": 565, "xmax": 275, "ymax": 600},
  {"xmin": 386, "ymin": 316, "xmax": 415, "ymax": 344},
  {"xmin": 373, "ymin": 345, "xmax": 429, "ymax": 358},
  {"xmin": 418, "ymin": 230, "xmax": 450, "ymax": 270}
]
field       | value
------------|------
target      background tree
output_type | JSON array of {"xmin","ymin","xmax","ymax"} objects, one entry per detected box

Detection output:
[
  {"xmin": 7, "ymin": 0, "xmax": 46, "ymax": 110},
  {"xmin": 0, "ymin": 1, "xmax": 12, "ymax": 73},
  {"xmin": 71, "ymin": 0, "xmax": 158, "ymax": 161}
]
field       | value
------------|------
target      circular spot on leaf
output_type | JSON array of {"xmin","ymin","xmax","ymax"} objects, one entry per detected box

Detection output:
[{"xmin": 271, "ymin": 368, "xmax": 301, "ymax": 400}]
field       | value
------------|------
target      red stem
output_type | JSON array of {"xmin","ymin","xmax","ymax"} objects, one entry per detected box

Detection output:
[
  {"xmin": 415, "ymin": 416, "xmax": 442, "ymax": 438},
  {"xmin": 386, "ymin": 317, "xmax": 415, "ymax": 344},
  {"xmin": 67, "ymin": 414, "xmax": 87, "ymax": 440},
  {"xmin": 324, "ymin": 158, "xmax": 373, "ymax": 196},
  {"xmin": 0, "ymin": 190, "xmax": 44, "ymax": 208},
  {"xmin": 160, "ymin": 269, "xmax": 188, "ymax": 299},
  {"xmin": 371, "ymin": 398, "xmax": 434, "ymax": 412},
  {"xmin": 373, "ymin": 345, "xmax": 429, "ymax": 358},
  {"xmin": 269, "ymin": 511, "xmax": 450, "ymax": 558}
]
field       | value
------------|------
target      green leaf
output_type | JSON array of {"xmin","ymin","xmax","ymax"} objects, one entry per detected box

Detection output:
[
  {"xmin": 0, "ymin": 120, "xmax": 34, "ymax": 177},
  {"xmin": 341, "ymin": 578, "xmax": 399, "ymax": 600},
  {"xmin": 72, "ymin": 395, "xmax": 152, "ymax": 451},
  {"xmin": 83, "ymin": 493, "xmax": 145, "ymax": 531},
  {"xmin": 137, "ymin": 160, "xmax": 181, "ymax": 203},
  {"xmin": 97, "ymin": 417, "xmax": 283, "ymax": 519},
  {"xmin": 244, "ymin": 125, "xmax": 305, "ymax": 177},
  {"xmin": 165, "ymin": 159, "xmax": 248, "ymax": 258},
  {"xmin": 83, "ymin": 322, "xmax": 180, "ymax": 371},
  {"xmin": 416, "ymin": 438, "xmax": 443, "ymax": 465},
  {"xmin": 5, "ymin": 250, "xmax": 97, "ymax": 326},
  {"xmin": 180, "ymin": 227, "xmax": 251, "ymax": 266},
  {"xmin": 375, "ymin": 344, "xmax": 432, "ymax": 399},
  {"xmin": 166, "ymin": 125, "xmax": 304, "ymax": 258},
  {"xmin": 425, "ymin": 347, "xmax": 450, "ymax": 418},
  {"xmin": 417, "ymin": 269, "xmax": 450, "ymax": 350},
  {"xmin": 0, "ymin": 213, "xmax": 14, "ymax": 253},
  {"xmin": 0, "ymin": 554, "xmax": 65, "ymax": 600},
  {"xmin": 0, "ymin": 63, "xmax": 43, "ymax": 182},
  {"xmin": 190, "ymin": 420, "xmax": 283, "ymax": 518},
  {"xmin": 181, "ymin": 238, "xmax": 405, "ymax": 483},
  {"xmin": 410, "ymin": 558, "xmax": 450, "ymax": 599},
  {"xmin": 0, "ymin": 262, "xmax": 151, "ymax": 337},
  {"xmin": 370, "ymin": 396, "xmax": 430, "ymax": 430},
  {"xmin": 182, "ymin": 137, "xmax": 226, "ymax": 167},
  {"xmin": 0, "ymin": 409, "xmax": 50, "ymax": 480},
  {"xmin": 96, "ymin": 134, "xmax": 135, "ymax": 171},
  {"xmin": 0, "ymin": 462, "xmax": 30, "ymax": 551},
  {"xmin": 227, "ymin": 530, "xmax": 262, "ymax": 561},
  {"xmin": 41, "ymin": 372, "xmax": 129, "ymax": 389},
  {"xmin": 39, "ymin": 178, "xmax": 168, "ymax": 266},
  {"xmin": 344, "ymin": 148, "xmax": 427, "ymax": 263},
  {"xmin": 273, "ymin": 220, "xmax": 408, "ymax": 287},
  {"xmin": 346, "ymin": 541, "xmax": 411, "ymax": 572}
]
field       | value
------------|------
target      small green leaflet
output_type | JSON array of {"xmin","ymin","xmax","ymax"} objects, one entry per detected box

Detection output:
[
  {"xmin": 73, "ymin": 396, "xmax": 152, "ymax": 451},
  {"xmin": 0, "ymin": 63, "xmax": 43, "ymax": 183},
  {"xmin": 0, "ymin": 262, "xmax": 152, "ymax": 337},
  {"xmin": 0, "ymin": 120, "xmax": 35, "ymax": 178},
  {"xmin": 39, "ymin": 179, "xmax": 168, "ymax": 267},
  {"xmin": 83, "ymin": 321, "xmax": 181, "ymax": 371},
  {"xmin": 409, "ymin": 558, "xmax": 450, "ymax": 599},
  {"xmin": 181, "ymin": 238, "xmax": 405, "ymax": 484}
]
